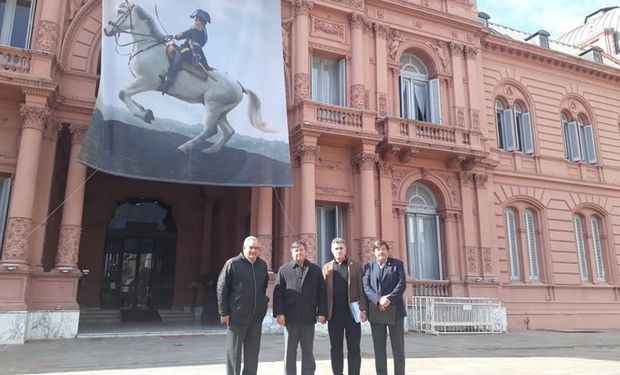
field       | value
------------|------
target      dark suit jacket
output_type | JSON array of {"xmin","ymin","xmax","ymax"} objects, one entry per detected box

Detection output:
[
  {"xmin": 363, "ymin": 257, "xmax": 407, "ymax": 318},
  {"xmin": 273, "ymin": 260, "xmax": 328, "ymax": 325},
  {"xmin": 322, "ymin": 258, "xmax": 368, "ymax": 321}
]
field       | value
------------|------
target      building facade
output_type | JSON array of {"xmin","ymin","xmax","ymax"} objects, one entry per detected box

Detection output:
[{"xmin": 0, "ymin": 0, "xmax": 619, "ymax": 344}]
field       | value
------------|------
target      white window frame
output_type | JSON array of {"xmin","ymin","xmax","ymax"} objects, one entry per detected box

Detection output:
[
  {"xmin": 504, "ymin": 208, "xmax": 520, "ymax": 282},
  {"xmin": 400, "ymin": 54, "xmax": 441, "ymax": 124},
  {"xmin": 315, "ymin": 204, "xmax": 345, "ymax": 266},
  {"xmin": 0, "ymin": 177, "xmax": 12, "ymax": 252},
  {"xmin": 589, "ymin": 216, "xmax": 606, "ymax": 283},
  {"xmin": 495, "ymin": 100, "xmax": 534, "ymax": 154},
  {"xmin": 573, "ymin": 215, "xmax": 590, "ymax": 282},
  {"xmin": 523, "ymin": 209, "xmax": 539, "ymax": 281},
  {"xmin": 563, "ymin": 115, "xmax": 597, "ymax": 164},
  {"xmin": 0, "ymin": 0, "xmax": 36, "ymax": 49},
  {"xmin": 312, "ymin": 56, "xmax": 345, "ymax": 106}
]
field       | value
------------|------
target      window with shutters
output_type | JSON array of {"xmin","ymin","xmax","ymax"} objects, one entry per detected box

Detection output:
[
  {"xmin": 495, "ymin": 98, "xmax": 534, "ymax": 154},
  {"xmin": 405, "ymin": 183, "xmax": 442, "ymax": 279},
  {"xmin": 562, "ymin": 112, "xmax": 597, "ymax": 164},
  {"xmin": 312, "ymin": 56, "xmax": 346, "ymax": 106},
  {"xmin": 316, "ymin": 204, "xmax": 346, "ymax": 266},
  {"xmin": 0, "ymin": 0, "xmax": 36, "ymax": 49},
  {"xmin": 573, "ymin": 211, "xmax": 609, "ymax": 284},
  {"xmin": 504, "ymin": 205, "xmax": 544, "ymax": 283},
  {"xmin": 400, "ymin": 54, "xmax": 442, "ymax": 124}
]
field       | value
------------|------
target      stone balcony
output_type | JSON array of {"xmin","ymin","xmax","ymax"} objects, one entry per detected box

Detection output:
[{"xmin": 0, "ymin": 45, "xmax": 56, "ymax": 89}]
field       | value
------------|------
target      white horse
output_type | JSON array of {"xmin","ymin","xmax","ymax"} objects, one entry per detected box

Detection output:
[{"xmin": 103, "ymin": 1, "xmax": 275, "ymax": 153}]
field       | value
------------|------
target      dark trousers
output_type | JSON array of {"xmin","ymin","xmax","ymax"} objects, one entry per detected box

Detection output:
[
  {"xmin": 370, "ymin": 317, "xmax": 405, "ymax": 375},
  {"xmin": 226, "ymin": 317, "xmax": 263, "ymax": 375},
  {"xmin": 284, "ymin": 324, "xmax": 316, "ymax": 375},
  {"xmin": 328, "ymin": 307, "xmax": 361, "ymax": 375}
]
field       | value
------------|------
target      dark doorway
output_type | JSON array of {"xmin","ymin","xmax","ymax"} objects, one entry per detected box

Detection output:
[{"xmin": 100, "ymin": 199, "xmax": 177, "ymax": 309}]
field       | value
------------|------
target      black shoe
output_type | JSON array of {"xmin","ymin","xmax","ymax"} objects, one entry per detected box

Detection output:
[{"xmin": 159, "ymin": 74, "xmax": 173, "ymax": 95}]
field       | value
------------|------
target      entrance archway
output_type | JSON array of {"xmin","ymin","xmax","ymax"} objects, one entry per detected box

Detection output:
[{"xmin": 99, "ymin": 198, "xmax": 177, "ymax": 309}]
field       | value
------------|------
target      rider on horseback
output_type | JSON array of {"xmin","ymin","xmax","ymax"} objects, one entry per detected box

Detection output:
[{"xmin": 159, "ymin": 9, "xmax": 214, "ymax": 95}]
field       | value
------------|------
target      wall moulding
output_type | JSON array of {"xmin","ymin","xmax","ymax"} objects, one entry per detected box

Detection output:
[
  {"xmin": 308, "ymin": 42, "xmax": 350, "ymax": 58},
  {"xmin": 311, "ymin": 16, "xmax": 346, "ymax": 42}
]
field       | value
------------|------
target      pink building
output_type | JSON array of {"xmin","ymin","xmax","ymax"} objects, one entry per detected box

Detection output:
[{"xmin": 0, "ymin": 0, "xmax": 618, "ymax": 344}]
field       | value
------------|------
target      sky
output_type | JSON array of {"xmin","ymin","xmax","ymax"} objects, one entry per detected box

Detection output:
[
  {"xmin": 99, "ymin": 0, "xmax": 288, "ymax": 142},
  {"xmin": 477, "ymin": 0, "xmax": 619, "ymax": 38}
]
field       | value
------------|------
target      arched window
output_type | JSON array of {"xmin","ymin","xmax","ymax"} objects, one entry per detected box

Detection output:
[
  {"xmin": 400, "ymin": 54, "xmax": 441, "ymax": 124},
  {"xmin": 495, "ymin": 98, "xmax": 533, "ymax": 154},
  {"xmin": 562, "ymin": 112, "xmax": 597, "ymax": 163},
  {"xmin": 573, "ymin": 213, "xmax": 607, "ymax": 283},
  {"xmin": 504, "ymin": 206, "xmax": 542, "ymax": 283},
  {"xmin": 405, "ymin": 183, "xmax": 442, "ymax": 279}
]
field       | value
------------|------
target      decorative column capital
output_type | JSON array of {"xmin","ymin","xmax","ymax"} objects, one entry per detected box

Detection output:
[
  {"xmin": 294, "ymin": 0, "xmax": 314, "ymax": 16},
  {"xmin": 377, "ymin": 160, "xmax": 393, "ymax": 178},
  {"xmin": 387, "ymin": 30, "xmax": 408, "ymax": 60},
  {"xmin": 36, "ymin": 20, "xmax": 60, "ymax": 54},
  {"xmin": 463, "ymin": 45, "xmax": 478, "ymax": 58},
  {"xmin": 294, "ymin": 144, "xmax": 320, "ymax": 164},
  {"xmin": 448, "ymin": 41, "xmax": 463, "ymax": 56},
  {"xmin": 69, "ymin": 124, "xmax": 89, "ymax": 145},
  {"xmin": 374, "ymin": 23, "xmax": 390, "ymax": 39},
  {"xmin": 474, "ymin": 173, "xmax": 488, "ymax": 188},
  {"xmin": 0, "ymin": 217, "xmax": 32, "ymax": 266},
  {"xmin": 349, "ymin": 13, "xmax": 366, "ymax": 29},
  {"xmin": 294, "ymin": 73, "xmax": 310, "ymax": 103},
  {"xmin": 19, "ymin": 105, "xmax": 50, "ymax": 131},
  {"xmin": 352, "ymin": 152, "xmax": 378, "ymax": 171},
  {"xmin": 458, "ymin": 171, "xmax": 475, "ymax": 187},
  {"xmin": 54, "ymin": 224, "xmax": 82, "ymax": 270}
]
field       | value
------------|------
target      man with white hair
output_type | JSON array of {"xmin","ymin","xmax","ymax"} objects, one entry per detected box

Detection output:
[{"xmin": 217, "ymin": 236, "xmax": 270, "ymax": 375}]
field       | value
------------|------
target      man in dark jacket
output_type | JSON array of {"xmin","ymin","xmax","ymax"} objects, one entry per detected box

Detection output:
[
  {"xmin": 363, "ymin": 239, "xmax": 407, "ymax": 375},
  {"xmin": 217, "ymin": 236, "xmax": 269, "ymax": 375},
  {"xmin": 273, "ymin": 239, "xmax": 327, "ymax": 375}
]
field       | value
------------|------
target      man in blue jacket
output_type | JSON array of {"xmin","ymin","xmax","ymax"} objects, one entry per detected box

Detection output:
[
  {"xmin": 217, "ymin": 236, "xmax": 269, "ymax": 375},
  {"xmin": 363, "ymin": 239, "xmax": 406, "ymax": 375},
  {"xmin": 273, "ymin": 239, "xmax": 327, "ymax": 375}
]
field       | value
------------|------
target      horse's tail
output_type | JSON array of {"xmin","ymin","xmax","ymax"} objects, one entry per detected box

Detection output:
[{"xmin": 240, "ymin": 83, "xmax": 279, "ymax": 133}]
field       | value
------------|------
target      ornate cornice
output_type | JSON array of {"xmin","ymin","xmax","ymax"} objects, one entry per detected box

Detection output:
[{"xmin": 482, "ymin": 35, "xmax": 620, "ymax": 83}]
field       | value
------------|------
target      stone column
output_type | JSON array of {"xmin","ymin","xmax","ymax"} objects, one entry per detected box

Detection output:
[
  {"xmin": 256, "ymin": 187, "xmax": 273, "ymax": 271},
  {"xmin": 352, "ymin": 151, "xmax": 378, "ymax": 262},
  {"xmin": 374, "ymin": 23, "xmax": 390, "ymax": 116},
  {"xmin": 294, "ymin": 144, "xmax": 319, "ymax": 261},
  {"xmin": 473, "ymin": 173, "xmax": 496, "ymax": 281},
  {"xmin": 448, "ymin": 42, "xmax": 466, "ymax": 127},
  {"xmin": 441, "ymin": 211, "xmax": 461, "ymax": 281},
  {"xmin": 293, "ymin": 0, "xmax": 313, "ymax": 102},
  {"xmin": 1, "ymin": 105, "xmax": 50, "ymax": 271},
  {"xmin": 458, "ymin": 172, "xmax": 479, "ymax": 279},
  {"xmin": 35, "ymin": 0, "xmax": 63, "ymax": 54},
  {"xmin": 377, "ymin": 161, "xmax": 393, "ymax": 241},
  {"xmin": 464, "ymin": 45, "xmax": 482, "ymax": 130},
  {"xmin": 53, "ymin": 124, "xmax": 88, "ymax": 272},
  {"xmin": 350, "ymin": 13, "xmax": 366, "ymax": 109}
]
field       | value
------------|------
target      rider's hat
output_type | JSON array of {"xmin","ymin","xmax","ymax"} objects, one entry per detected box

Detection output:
[{"xmin": 191, "ymin": 9, "xmax": 211, "ymax": 24}]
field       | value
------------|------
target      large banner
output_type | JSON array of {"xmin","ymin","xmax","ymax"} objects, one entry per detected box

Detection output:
[{"xmin": 79, "ymin": 0, "xmax": 292, "ymax": 186}]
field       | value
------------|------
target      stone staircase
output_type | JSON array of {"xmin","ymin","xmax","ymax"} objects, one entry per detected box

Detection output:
[{"xmin": 79, "ymin": 307, "xmax": 196, "ymax": 324}]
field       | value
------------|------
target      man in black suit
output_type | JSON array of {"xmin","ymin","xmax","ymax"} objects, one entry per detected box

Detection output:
[
  {"xmin": 273, "ymin": 239, "xmax": 327, "ymax": 375},
  {"xmin": 362, "ymin": 239, "xmax": 407, "ymax": 375}
]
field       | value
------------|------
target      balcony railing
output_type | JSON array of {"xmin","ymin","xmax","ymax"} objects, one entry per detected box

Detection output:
[
  {"xmin": 378, "ymin": 116, "xmax": 482, "ymax": 151},
  {"xmin": 0, "ymin": 48, "xmax": 30, "ymax": 73},
  {"xmin": 290, "ymin": 100, "xmax": 378, "ymax": 134},
  {"xmin": 411, "ymin": 279, "xmax": 450, "ymax": 297}
]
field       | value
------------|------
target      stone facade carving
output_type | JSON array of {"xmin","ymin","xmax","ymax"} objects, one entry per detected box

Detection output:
[
  {"xmin": 352, "ymin": 152, "xmax": 377, "ymax": 171},
  {"xmin": 326, "ymin": 0, "xmax": 363, "ymax": 8},
  {"xmin": 1, "ymin": 217, "xmax": 32, "ymax": 263},
  {"xmin": 474, "ymin": 174, "xmax": 488, "ymax": 188},
  {"xmin": 456, "ymin": 106, "xmax": 465, "ymax": 127},
  {"xmin": 55, "ymin": 225, "xmax": 82, "ymax": 267},
  {"xmin": 388, "ymin": 30, "xmax": 408, "ymax": 60},
  {"xmin": 351, "ymin": 84, "xmax": 367, "ymax": 109},
  {"xmin": 374, "ymin": 23, "xmax": 390, "ymax": 39},
  {"xmin": 36, "ymin": 21, "xmax": 60, "ymax": 54},
  {"xmin": 378, "ymin": 92, "xmax": 388, "ymax": 115},
  {"xmin": 20, "ymin": 105, "xmax": 50, "ymax": 131},
  {"xmin": 69, "ymin": 124, "xmax": 88, "ymax": 144},
  {"xmin": 482, "ymin": 247, "xmax": 493, "ymax": 273},
  {"xmin": 463, "ymin": 45, "xmax": 478, "ymax": 58},
  {"xmin": 294, "ymin": 0, "xmax": 314, "ymax": 16},
  {"xmin": 294, "ymin": 144, "xmax": 320, "ymax": 164},
  {"xmin": 360, "ymin": 237, "xmax": 376, "ymax": 263},
  {"xmin": 391, "ymin": 168, "xmax": 408, "ymax": 200},
  {"xmin": 377, "ymin": 161, "xmax": 393, "ymax": 178},
  {"xmin": 314, "ymin": 19, "xmax": 345, "ymax": 39},
  {"xmin": 472, "ymin": 110, "xmax": 480, "ymax": 129},
  {"xmin": 465, "ymin": 246, "xmax": 478, "ymax": 273},
  {"xmin": 449, "ymin": 41, "xmax": 463, "ymax": 55},
  {"xmin": 294, "ymin": 73, "xmax": 310, "ymax": 102},
  {"xmin": 349, "ymin": 13, "xmax": 366, "ymax": 29},
  {"xmin": 428, "ymin": 41, "xmax": 448, "ymax": 71},
  {"xmin": 458, "ymin": 172, "xmax": 475, "ymax": 187}
]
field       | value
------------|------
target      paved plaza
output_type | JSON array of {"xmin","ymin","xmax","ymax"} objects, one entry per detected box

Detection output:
[{"xmin": 2, "ymin": 330, "xmax": 620, "ymax": 374}]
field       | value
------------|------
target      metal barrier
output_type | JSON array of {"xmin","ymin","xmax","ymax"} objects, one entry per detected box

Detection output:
[{"xmin": 408, "ymin": 296, "xmax": 506, "ymax": 335}]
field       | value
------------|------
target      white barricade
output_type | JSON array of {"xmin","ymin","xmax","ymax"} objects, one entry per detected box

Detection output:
[{"xmin": 408, "ymin": 296, "xmax": 506, "ymax": 335}]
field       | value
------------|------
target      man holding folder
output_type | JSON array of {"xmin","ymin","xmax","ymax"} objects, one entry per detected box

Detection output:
[
  {"xmin": 363, "ymin": 239, "xmax": 407, "ymax": 375},
  {"xmin": 322, "ymin": 237, "xmax": 368, "ymax": 375}
]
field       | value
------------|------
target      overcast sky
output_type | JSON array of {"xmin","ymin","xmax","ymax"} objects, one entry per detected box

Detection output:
[{"xmin": 477, "ymin": 0, "xmax": 618, "ymax": 39}]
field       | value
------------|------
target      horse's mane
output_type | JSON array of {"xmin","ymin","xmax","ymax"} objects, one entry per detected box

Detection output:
[{"xmin": 133, "ymin": 4, "xmax": 165, "ymax": 39}]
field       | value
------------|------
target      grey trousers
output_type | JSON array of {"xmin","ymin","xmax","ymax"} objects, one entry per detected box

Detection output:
[
  {"xmin": 226, "ymin": 318, "xmax": 263, "ymax": 375},
  {"xmin": 284, "ymin": 324, "xmax": 316, "ymax": 375},
  {"xmin": 370, "ymin": 317, "xmax": 405, "ymax": 375}
]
